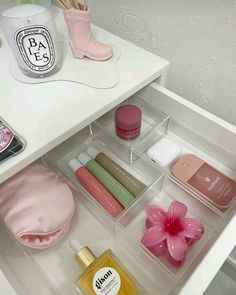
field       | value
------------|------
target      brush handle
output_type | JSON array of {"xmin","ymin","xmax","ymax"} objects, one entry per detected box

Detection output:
[
  {"xmin": 73, "ymin": 0, "xmax": 80, "ymax": 9},
  {"xmin": 84, "ymin": 0, "xmax": 87, "ymax": 10},
  {"xmin": 58, "ymin": 0, "xmax": 68, "ymax": 9}
]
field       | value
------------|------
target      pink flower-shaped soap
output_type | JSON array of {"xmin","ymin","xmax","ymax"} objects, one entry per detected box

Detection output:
[{"xmin": 141, "ymin": 201, "xmax": 204, "ymax": 267}]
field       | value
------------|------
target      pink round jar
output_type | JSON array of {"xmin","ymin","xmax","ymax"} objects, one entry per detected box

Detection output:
[{"xmin": 115, "ymin": 104, "xmax": 142, "ymax": 140}]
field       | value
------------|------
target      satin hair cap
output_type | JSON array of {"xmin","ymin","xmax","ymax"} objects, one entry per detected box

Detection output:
[{"xmin": 0, "ymin": 164, "xmax": 75, "ymax": 249}]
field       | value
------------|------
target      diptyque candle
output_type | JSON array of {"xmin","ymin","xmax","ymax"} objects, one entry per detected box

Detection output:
[{"xmin": 0, "ymin": 0, "xmax": 61, "ymax": 77}]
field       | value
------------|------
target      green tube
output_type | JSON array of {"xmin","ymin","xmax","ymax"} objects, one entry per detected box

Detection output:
[
  {"xmin": 78, "ymin": 153, "xmax": 135, "ymax": 208},
  {"xmin": 87, "ymin": 147, "xmax": 147, "ymax": 197}
]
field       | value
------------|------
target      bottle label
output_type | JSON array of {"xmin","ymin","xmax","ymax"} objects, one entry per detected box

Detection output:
[
  {"xmin": 0, "ymin": 124, "xmax": 13, "ymax": 153},
  {"xmin": 92, "ymin": 267, "xmax": 121, "ymax": 295},
  {"xmin": 188, "ymin": 163, "xmax": 236, "ymax": 207},
  {"xmin": 15, "ymin": 26, "xmax": 56, "ymax": 73}
]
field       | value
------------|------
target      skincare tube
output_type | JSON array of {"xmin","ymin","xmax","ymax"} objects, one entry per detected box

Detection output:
[
  {"xmin": 78, "ymin": 153, "xmax": 135, "ymax": 208},
  {"xmin": 87, "ymin": 147, "xmax": 146, "ymax": 197},
  {"xmin": 68, "ymin": 159, "xmax": 123, "ymax": 218}
]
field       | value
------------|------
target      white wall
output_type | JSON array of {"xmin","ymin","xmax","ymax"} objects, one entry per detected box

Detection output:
[{"xmin": 89, "ymin": 0, "xmax": 236, "ymax": 125}]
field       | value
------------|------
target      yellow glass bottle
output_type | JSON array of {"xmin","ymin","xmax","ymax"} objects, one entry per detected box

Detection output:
[{"xmin": 70, "ymin": 239, "xmax": 142, "ymax": 295}]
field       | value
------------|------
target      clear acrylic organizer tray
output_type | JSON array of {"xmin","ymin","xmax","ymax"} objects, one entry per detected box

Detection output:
[
  {"xmin": 5, "ymin": 118, "xmax": 229, "ymax": 295},
  {"xmin": 44, "ymin": 124, "xmax": 163, "ymax": 232},
  {"xmin": 116, "ymin": 175, "xmax": 222, "ymax": 281},
  {"xmin": 0, "ymin": 224, "xmax": 57, "ymax": 295},
  {"xmin": 94, "ymin": 89, "xmax": 236, "ymax": 216},
  {"xmin": 94, "ymin": 96, "xmax": 169, "ymax": 151},
  {"xmin": 13, "ymin": 193, "xmax": 157, "ymax": 295},
  {"xmin": 132, "ymin": 115, "xmax": 236, "ymax": 216},
  {"xmin": 43, "ymin": 122, "xmax": 224, "ymax": 284}
]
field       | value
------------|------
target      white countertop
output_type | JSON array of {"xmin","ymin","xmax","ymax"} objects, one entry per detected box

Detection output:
[{"xmin": 0, "ymin": 7, "xmax": 169, "ymax": 183}]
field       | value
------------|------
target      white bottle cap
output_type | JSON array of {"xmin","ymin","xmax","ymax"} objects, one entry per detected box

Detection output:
[
  {"xmin": 68, "ymin": 159, "xmax": 83, "ymax": 173},
  {"xmin": 87, "ymin": 146, "xmax": 100, "ymax": 158},
  {"xmin": 78, "ymin": 152, "xmax": 92, "ymax": 166},
  {"xmin": 70, "ymin": 238, "xmax": 83, "ymax": 253}
]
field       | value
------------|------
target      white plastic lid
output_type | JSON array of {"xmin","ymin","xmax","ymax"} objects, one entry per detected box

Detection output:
[
  {"xmin": 87, "ymin": 146, "xmax": 100, "ymax": 158},
  {"xmin": 147, "ymin": 137, "xmax": 182, "ymax": 167},
  {"xmin": 70, "ymin": 238, "xmax": 83, "ymax": 253},
  {"xmin": 68, "ymin": 159, "xmax": 83, "ymax": 172},
  {"xmin": 78, "ymin": 152, "xmax": 92, "ymax": 166}
]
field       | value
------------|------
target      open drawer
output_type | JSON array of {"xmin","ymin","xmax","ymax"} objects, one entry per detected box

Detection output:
[
  {"xmin": 1, "ymin": 82, "xmax": 235, "ymax": 295},
  {"xmin": 134, "ymin": 83, "xmax": 236, "ymax": 294}
]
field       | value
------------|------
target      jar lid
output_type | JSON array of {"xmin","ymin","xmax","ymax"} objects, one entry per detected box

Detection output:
[{"xmin": 115, "ymin": 104, "xmax": 142, "ymax": 130}]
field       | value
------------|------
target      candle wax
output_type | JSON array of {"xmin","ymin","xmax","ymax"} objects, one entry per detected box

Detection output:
[{"xmin": 2, "ymin": 4, "xmax": 46, "ymax": 18}]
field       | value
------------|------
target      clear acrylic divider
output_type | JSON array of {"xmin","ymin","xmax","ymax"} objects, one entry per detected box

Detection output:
[
  {"xmin": 20, "ymin": 195, "xmax": 153, "ymax": 295},
  {"xmin": 134, "ymin": 116, "xmax": 236, "ymax": 216},
  {"xmin": 113, "ymin": 231, "xmax": 176, "ymax": 295},
  {"xmin": 2, "ymin": 98, "xmax": 233, "ymax": 294},
  {"xmin": 0, "ymin": 224, "xmax": 58, "ymax": 295},
  {"xmin": 116, "ymin": 175, "xmax": 222, "ymax": 281},
  {"xmin": 94, "ymin": 96, "xmax": 169, "ymax": 154},
  {"xmin": 44, "ymin": 125, "xmax": 163, "ymax": 232}
]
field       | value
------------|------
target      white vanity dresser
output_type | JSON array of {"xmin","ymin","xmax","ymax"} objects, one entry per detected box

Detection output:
[{"xmin": 0, "ymin": 6, "xmax": 235, "ymax": 295}]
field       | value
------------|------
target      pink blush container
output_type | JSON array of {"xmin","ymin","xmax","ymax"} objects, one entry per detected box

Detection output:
[{"xmin": 115, "ymin": 104, "xmax": 142, "ymax": 140}]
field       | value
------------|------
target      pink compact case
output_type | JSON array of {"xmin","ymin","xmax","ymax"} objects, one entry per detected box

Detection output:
[
  {"xmin": 115, "ymin": 104, "xmax": 142, "ymax": 140},
  {"xmin": 171, "ymin": 154, "xmax": 236, "ymax": 210}
]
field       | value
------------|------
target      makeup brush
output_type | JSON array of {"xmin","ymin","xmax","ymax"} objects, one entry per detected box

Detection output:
[
  {"xmin": 57, "ymin": 0, "xmax": 84, "ymax": 10},
  {"xmin": 73, "ymin": 0, "xmax": 80, "ymax": 9},
  {"xmin": 66, "ymin": 0, "xmax": 72, "ymax": 8},
  {"xmin": 58, "ymin": 0, "xmax": 68, "ymax": 9},
  {"xmin": 84, "ymin": 0, "xmax": 87, "ymax": 10}
]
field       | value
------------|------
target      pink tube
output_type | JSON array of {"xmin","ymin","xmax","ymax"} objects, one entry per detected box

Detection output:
[{"xmin": 70, "ymin": 159, "xmax": 124, "ymax": 218}]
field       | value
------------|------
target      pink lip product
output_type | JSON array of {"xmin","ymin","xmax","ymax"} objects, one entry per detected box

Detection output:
[
  {"xmin": 171, "ymin": 154, "xmax": 236, "ymax": 211},
  {"xmin": 68, "ymin": 159, "xmax": 124, "ymax": 218},
  {"xmin": 115, "ymin": 104, "xmax": 142, "ymax": 140}
]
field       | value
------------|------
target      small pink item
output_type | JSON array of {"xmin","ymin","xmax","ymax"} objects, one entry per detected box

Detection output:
[
  {"xmin": 141, "ymin": 201, "xmax": 204, "ymax": 267},
  {"xmin": 0, "ymin": 164, "xmax": 75, "ymax": 249},
  {"xmin": 115, "ymin": 104, "xmax": 142, "ymax": 140},
  {"xmin": 64, "ymin": 8, "xmax": 113, "ymax": 61}
]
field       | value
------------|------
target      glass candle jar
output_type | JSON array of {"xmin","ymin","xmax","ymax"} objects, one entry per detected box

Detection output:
[{"xmin": 0, "ymin": 0, "xmax": 61, "ymax": 78}]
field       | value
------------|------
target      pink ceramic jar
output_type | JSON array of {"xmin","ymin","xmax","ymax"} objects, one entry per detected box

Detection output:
[{"xmin": 115, "ymin": 104, "xmax": 142, "ymax": 140}]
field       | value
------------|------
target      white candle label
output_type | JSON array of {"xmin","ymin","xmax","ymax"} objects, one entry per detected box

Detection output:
[{"xmin": 15, "ymin": 25, "xmax": 56, "ymax": 73}]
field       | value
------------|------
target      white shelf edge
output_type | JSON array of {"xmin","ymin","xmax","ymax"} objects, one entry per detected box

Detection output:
[{"xmin": 179, "ymin": 214, "xmax": 236, "ymax": 295}]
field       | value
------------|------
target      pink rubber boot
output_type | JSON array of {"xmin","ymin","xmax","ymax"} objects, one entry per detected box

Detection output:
[{"xmin": 64, "ymin": 8, "xmax": 113, "ymax": 61}]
